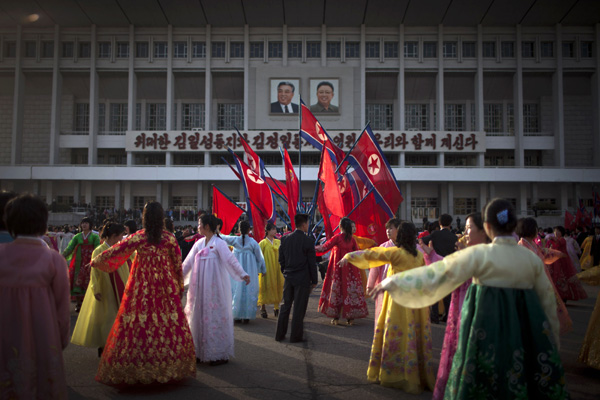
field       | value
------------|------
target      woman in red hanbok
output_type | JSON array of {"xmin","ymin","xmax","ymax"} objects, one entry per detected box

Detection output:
[
  {"xmin": 546, "ymin": 225, "xmax": 587, "ymax": 302},
  {"xmin": 517, "ymin": 218, "xmax": 573, "ymax": 335},
  {"xmin": 316, "ymin": 217, "xmax": 368, "ymax": 325},
  {"xmin": 90, "ymin": 202, "xmax": 196, "ymax": 385}
]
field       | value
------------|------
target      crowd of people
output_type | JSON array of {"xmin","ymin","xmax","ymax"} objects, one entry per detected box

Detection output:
[{"xmin": 1, "ymin": 189, "xmax": 599, "ymax": 399}]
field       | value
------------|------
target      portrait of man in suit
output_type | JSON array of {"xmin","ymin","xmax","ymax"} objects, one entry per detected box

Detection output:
[
  {"xmin": 270, "ymin": 80, "xmax": 300, "ymax": 114},
  {"xmin": 309, "ymin": 79, "xmax": 339, "ymax": 113}
]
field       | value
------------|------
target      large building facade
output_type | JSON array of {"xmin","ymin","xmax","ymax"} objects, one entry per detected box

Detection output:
[{"xmin": 0, "ymin": 0, "xmax": 599, "ymax": 226}]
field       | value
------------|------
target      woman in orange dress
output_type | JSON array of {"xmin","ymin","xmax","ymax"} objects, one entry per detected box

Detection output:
[{"xmin": 90, "ymin": 201, "xmax": 196, "ymax": 385}]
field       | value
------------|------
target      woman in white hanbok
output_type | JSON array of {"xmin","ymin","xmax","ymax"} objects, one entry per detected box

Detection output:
[{"xmin": 183, "ymin": 214, "xmax": 250, "ymax": 366}]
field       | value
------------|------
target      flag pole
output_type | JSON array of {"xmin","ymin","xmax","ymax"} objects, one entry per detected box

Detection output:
[
  {"xmin": 298, "ymin": 97, "xmax": 304, "ymax": 212},
  {"xmin": 334, "ymin": 120, "xmax": 370, "ymax": 174},
  {"xmin": 233, "ymin": 128, "xmax": 289, "ymax": 203}
]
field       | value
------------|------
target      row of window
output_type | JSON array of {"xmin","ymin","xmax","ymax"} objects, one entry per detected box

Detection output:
[
  {"xmin": 68, "ymin": 148, "xmax": 544, "ymax": 169},
  {"xmin": 4, "ymin": 39, "xmax": 594, "ymax": 60},
  {"xmin": 70, "ymin": 101, "xmax": 538, "ymax": 134},
  {"xmin": 73, "ymin": 103, "xmax": 540, "ymax": 135},
  {"xmin": 72, "ymin": 102, "xmax": 240, "ymax": 133},
  {"xmin": 367, "ymin": 103, "xmax": 538, "ymax": 133}
]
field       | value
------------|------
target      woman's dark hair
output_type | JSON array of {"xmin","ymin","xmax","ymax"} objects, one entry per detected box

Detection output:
[
  {"xmin": 396, "ymin": 221, "xmax": 418, "ymax": 257},
  {"xmin": 466, "ymin": 212, "xmax": 484, "ymax": 231},
  {"xmin": 164, "ymin": 218, "xmax": 174, "ymax": 232},
  {"xmin": 4, "ymin": 194, "xmax": 48, "ymax": 238},
  {"xmin": 554, "ymin": 225, "xmax": 566, "ymax": 237},
  {"xmin": 200, "ymin": 214, "xmax": 217, "ymax": 233},
  {"xmin": 483, "ymin": 198, "xmax": 517, "ymax": 235},
  {"xmin": 385, "ymin": 218, "xmax": 401, "ymax": 229},
  {"xmin": 265, "ymin": 222, "xmax": 276, "ymax": 237},
  {"xmin": 240, "ymin": 220, "xmax": 250, "ymax": 246},
  {"xmin": 100, "ymin": 222, "xmax": 125, "ymax": 239},
  {"xmin": 215, "ymin": 218, "xmax": 223, "ymax": 231},
  {"xmin": 339, "ymin": 217, "xmax": 353, "ymax": 241},
  {"xmin": 516, "ymin": 217, "xmax": 538, "ymax": 238},
  {"xmin": 80, "ymin": 217, "xmax": 93, "ymax": 230},
  {"xmin": 124, "ymin": 219, "xmax": 137, "ymax": 234},
  {"xmin": 143, "ymin": 201, "xmax": 164, "ymax": 245}
]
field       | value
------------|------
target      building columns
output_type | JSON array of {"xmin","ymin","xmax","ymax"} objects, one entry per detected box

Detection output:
[
  {"xmin": 88, "ymin": 24, "xmax": 98, "ymax": 165},
  {"xmin": 514, "ymin": 24, "xmax": 525, "ymax": 167},
  {"xmin": 11, "ymin": 25, "xmax": 24, "ymax": 165},
  {"xmin": 398, "ymin": 24, "xmax": 405, "ymax": 130},
  {"xmin": 519, "ymin": 183, "xmax": 528, "ymax": 217},
  {"xmin": 204, "ymin": 25, "xmax": 212, "ymax": 130},
  {"xmin": 49, "ymin": 25, "xmax": 61, "ymax": 165},
  {"xmin": 553, "ymin": 24, "xmax": 565, "ymax": 168}
]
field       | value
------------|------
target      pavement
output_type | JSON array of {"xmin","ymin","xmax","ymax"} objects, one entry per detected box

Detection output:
[{"xmin": 65, "ymin": 282, "xmax": 600, "ymax": 400}]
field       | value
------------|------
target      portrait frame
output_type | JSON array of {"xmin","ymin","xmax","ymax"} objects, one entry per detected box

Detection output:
[
  {"xmin": 309, "ymin": 78, "xmax": 340, "ymax": 114},
  {"xmin": 269, "ymin": 78, "xmax": 301, "ymax": 115}
]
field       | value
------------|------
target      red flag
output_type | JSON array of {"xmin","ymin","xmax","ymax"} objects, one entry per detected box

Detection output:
[
  {"xmin": 319, "ymin": 148, "xmax": 345, "ymax": 218},
  {"xmin": 237, "ymin": 131, "xmax": 264, "ymax": 177},
  {"xmin": 231, "ymin": 152, "xmax": 275, "ymax": 222},
  {"xmin": 317, "ymin": 187, "xmax": 333, "ymax": 239},
  {"xmin": 265, "ymin": 177, "xmax": 288, "ymax": 202},
  {"xmin": 300, "ymin": 101, "xmax": 346, "ymax": 163},
  {"xmin": 212, "ymin": 186, "xmax": 244, "ymax": 235},
  {"xmin": 347, "ymin": 125, "xmax": 402, "ymax": 217},
  {"xmin": 349, "ymin": 189, "xmax": 388, "ymax": 245},
  {"xmin": 249, "ymin": 201, "xmax": 267, "ymax": 241},
  {"xmin": 564, "ymin": 210, "xmax": 576, "ymax": 231},
  {"xmin": 282, "ymin": 147, "xmax": 299, "ymax": 230}
]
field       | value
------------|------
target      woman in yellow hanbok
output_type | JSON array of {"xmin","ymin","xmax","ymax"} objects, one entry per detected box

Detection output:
[
  {"xmin": 339, "ymin": 221, "xmax": 434, "ymax": 394},
  {"xmin": 580, "ymin": 235, "xmax": 595, "ymax": 270},
  {"xmin": 71, "ymin": 222, "xmax": 129, "ymax": 356},
  {"xmin": 258, "ymin": 223, "xmax": 284, "ymax": 318},
  {"xmin": 577, "ymin": 265, "xmax": 600, "ymax": 369}
]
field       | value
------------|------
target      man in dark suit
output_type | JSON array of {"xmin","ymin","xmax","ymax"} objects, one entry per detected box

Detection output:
[
  {"xmin": 576, "ymin": 226, "xmax": 588, "ymax": 247},
  {"xmin": 422, "ymin": 213, "xmax": 458, "ymax": 323},
  {"xmin": 275, "ymin": 213, "xmax": 317, "ymax": 343},
  {"xmin": 271, "ymin": 81, "xmax": 299, "ymax": 113}
]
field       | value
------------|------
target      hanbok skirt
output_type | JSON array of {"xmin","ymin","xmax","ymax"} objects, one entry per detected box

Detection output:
[
  {"xmin": 548, "ymin": 257, "xmax": 587, "ymax": 302},
  {"xmin": 445, "ymin": 285, "xmax": 569, "ymax": 400}
]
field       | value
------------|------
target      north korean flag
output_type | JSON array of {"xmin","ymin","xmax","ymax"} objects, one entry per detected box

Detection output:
[{"xmin": 346, "ymin": 124, "xmax": 403, "ymax": 217}]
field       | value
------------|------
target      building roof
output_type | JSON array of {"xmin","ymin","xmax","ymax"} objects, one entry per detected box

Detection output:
[{"xmin": 1, "ymin": 0, "xmax": 599, "ymax": 29}]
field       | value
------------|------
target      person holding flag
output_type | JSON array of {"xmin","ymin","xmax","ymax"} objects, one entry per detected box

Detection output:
[{"xmin": 316, "ymin": 217, "xmax": 368, "ymax": 325}]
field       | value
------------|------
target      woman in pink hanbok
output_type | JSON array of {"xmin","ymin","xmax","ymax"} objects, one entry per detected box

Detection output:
[
  {"xmin": 546, "ymin": 226, "xmax": 587, "ymax": 302},
  {"xmin": 183, "ymin": 214, "xmax": 250, "ymax": 366},
  {"xmin": 0, "ymin": 194, "xmax": 70, "ymax": 399},
  {"xmin": 431, "ymin": 212, "xmax": 489, "ymax": 400},
  {"xmin": 367, "ymin": 218, "xmax": 400, "ymax": 324},
  {"xmin": 517, "ymin": 218, "xmax": 573, "ymax": 335}
]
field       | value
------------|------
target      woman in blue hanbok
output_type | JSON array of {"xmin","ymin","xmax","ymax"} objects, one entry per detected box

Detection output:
[{"xmin": 221, "ymin": 221, "xmax": 266, "ymax": 323}]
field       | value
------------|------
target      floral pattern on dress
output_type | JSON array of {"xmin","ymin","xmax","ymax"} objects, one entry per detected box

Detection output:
[
  {"xmin": 318, "ymin": 234, "xmax": 368, "ymax": 319},
  {"xmin": 91, "ymin": 230, "xmax": 196, "ymax": 384}
]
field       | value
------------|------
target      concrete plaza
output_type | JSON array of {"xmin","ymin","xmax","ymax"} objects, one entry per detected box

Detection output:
[{"xmin": 65, "ymin": 282, "xmax": 600, "ymax": 399}]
